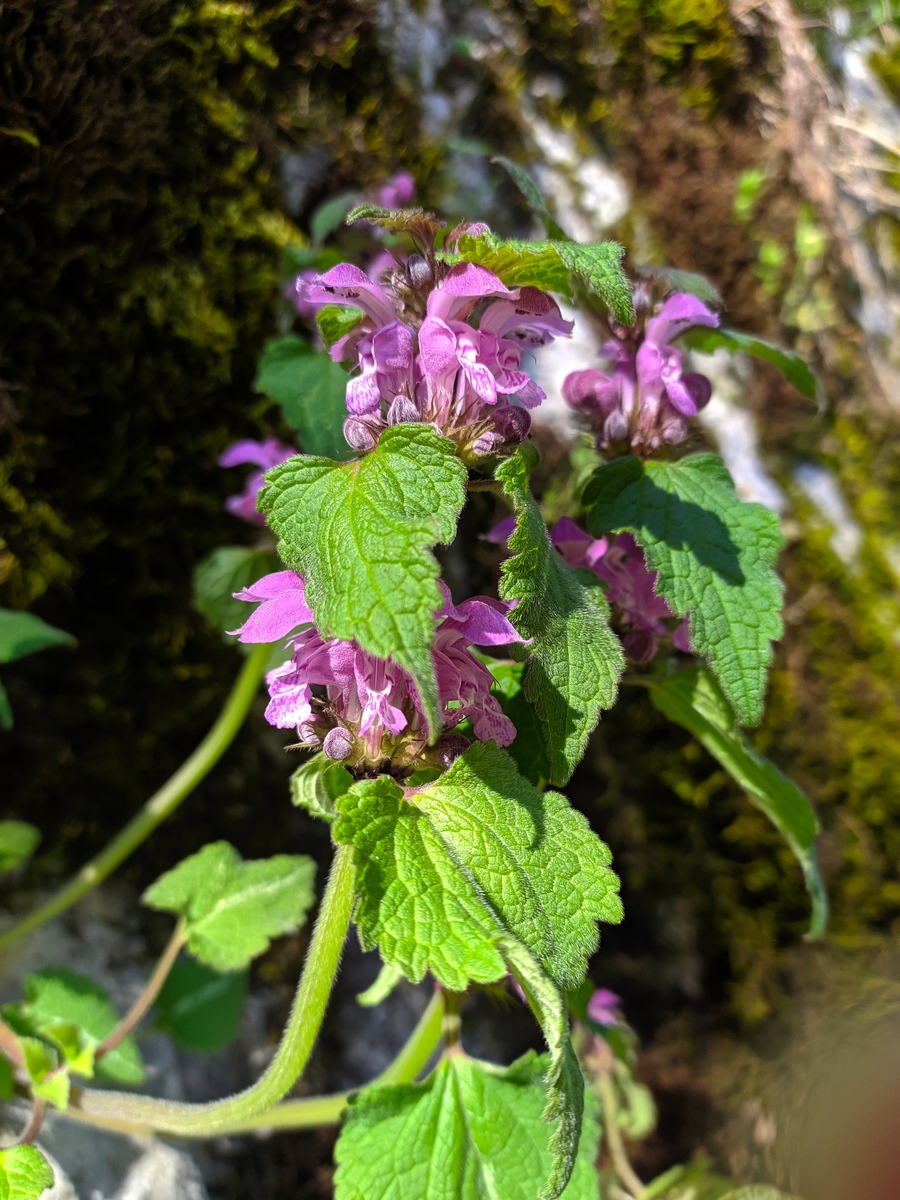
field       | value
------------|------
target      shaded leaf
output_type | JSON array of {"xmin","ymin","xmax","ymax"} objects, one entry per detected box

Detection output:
[
  {"xmin": 646, "ymin": 665, "xmax": 827, "ymax": 938},
  {"xmin": 253, "ymin": 337, "xmax": 352, "ymax": 461},
  {"xmin": 311, "ymin": 192, "xmax": 358, "ymax": 245},
  {"xmin": 0, "ymin": 609, "xmax": 75, "ymax": 664},
  {"xmin": 317, "ymin": 304, "xmax": 365, "ymax": 350},
  {"xmin": 497, "ymin": 447, "xmax": 623, "ymax": 784},
  {"xmin": 290, "ymin": 754, "xmax": 353, "ymax": 823},
  {"xmin": 681, "ymin": 326, "xmax": 817, "ymax": 399},
  {"xmin": 482, "ymin": 658, "xmax": 552, "ymax": 787},
  {"xmin": 193, "ymin": 545, "xmax": 282, "ymax": 638},
  {"xmin": 260, "ymin": 425, "xmax": 467, "ymax": 735},
  {"xmin": 585, "ymin": 454, "xmax": 784, "ymax": 725},
  {"xmin": 154, "ymin": 958, "xmax": 248, "ymax": 1053},
  {"xmin": 635, "ymin": 265, "xmax": 723, "ymax": 308},
  {"xmin": 0, "ymin": 821, "xmax": 40, "ymax": 874},
  {"xmin": 491, "ymin": 156, "xmax": 568, "ymax": 240},
  {"xmin": 143, "ymin": 842, "xmax": 316, "ymax": 971}
]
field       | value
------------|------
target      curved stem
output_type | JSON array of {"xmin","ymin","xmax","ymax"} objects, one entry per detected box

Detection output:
[
  {"xmin": 15, "ymin": 1098, "xmax": 46, "ymax": 1146},
  {"xmin": 0, "ymin": 645, "xmax": 270, "ymax": 954},
  {"xmin": 60, "ymin": 982, "xmax": 445, "ymax": 1139},
  {"xmin": 217, "ymin": 986, "xmax": 445, "ymax": 1134},
  {"xmin": 68, "ymin": 844, "xmax": 355, "ymax": 1136},
  {"xmin": 95, "ymin": 926, "xmax": 185, "ymax": 1062}
]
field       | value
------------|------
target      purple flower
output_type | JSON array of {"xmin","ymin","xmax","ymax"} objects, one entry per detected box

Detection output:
[
  {"xmin": 233, "ymin": 571, "xmax": 523, "ymax": 774},
  {"xmin": 586, "ymin": 988, "xmax": 621, "ymax": 1027},
  {"xmin": 293, "ymin": 259, "xmax": 572, "ymax": 461},
  {"xmin": 563, "ymin": 292, "xmax": 718, "ymax": 456},
  {"xmin": 219, "ymin": 439, "xmax": 295, "ymax": 525},
  {"xmin": 547, "ymin": 519, "xmax": 692, "ymax": 662},
  {"xmin": 377, "ymin": 171, "xmax": 415, "ymax": 209}
]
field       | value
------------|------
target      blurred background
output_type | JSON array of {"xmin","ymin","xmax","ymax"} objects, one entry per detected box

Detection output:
[{"xmin": 3, "ymin": 1, "xmax": 900, "ymax": 1196}]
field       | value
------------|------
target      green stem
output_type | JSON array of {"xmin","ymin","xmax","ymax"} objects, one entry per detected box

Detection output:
[
  {"xmin": 68, "ymin": 844, "xmax": 355, "ymax": 1136},
  {"xmin": 95, "ymin": 926, "xmax": 186, "ymax": 1062},
  {"xmin": 217, "ymin": 986, "xmax": 445, "ymax": 1134},
  {"xmin": 597, "ymin": 1068, "xmax": 644, "ymax": 1199},
  {"xmin": 0, "ymin": 645, "xmax": 270, "ymax": 954},
  {"xmin": 61, "ymin": 981, "xmax": 445, "ymax": 1139}
]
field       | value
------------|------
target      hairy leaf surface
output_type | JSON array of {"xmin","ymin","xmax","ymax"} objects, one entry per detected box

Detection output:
[
  {"xmin": 143, "ymin": 842, "xmax": 316, "ymax": 971},
  {"xmin": 0, "ymin": 1145, "xmax": 55, "ymax": 1200},
  {"xmin": 334, "ymin": 1052, "xmax": 599, "ymax": 1200},
  {"xmin": 585, "ymin": 454, "xmax": 784, "ymax": 725},
  {"xmin": 455, "ymin": 234, "xmax": 633, "ymax": 323},
  {"xmin": 497, "ymin": 449, "xmax": 623, "ymax": 784},
  {"xmin": 260, "ymin": 425, "xmax": 467, "ymax": 733},
  {"xmin": 332, "ymin": 741, "xmax": 622, "ymax": 991},
  {"xmin": 647, "ymin": 666, "xmax": 827, "ymax": 938},
  {"xmin": 253, "ymin": 336, "xmax": 352, "ymax": 461},
  {"xmin": 290, "ymin": 753, "xmax": 353, "ymax": 823}
]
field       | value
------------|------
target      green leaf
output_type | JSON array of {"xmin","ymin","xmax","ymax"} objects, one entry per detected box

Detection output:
[
  {"xmin": 553, "ymin": 242, "xmax": 634, "ymax": 325},
  {"xmin": 3, "ymin": 968, "xmax": 144, "ymax": 1087},
  {"xmin": 680, "ymin": 326, "xmax": 818, "ymax": 400},
  {"xmin": 491, "ymin": 156, "xmax": 568, "ymax": 241},
  {"xmin": 193, "ymin": 545, "xmax": 282, "ymax": 637},
  {"xmin": 142, "ymin": 842, "xmax": 316, "ymax": 971},
  {"xmin": 635, "ymin": 265, "xmax": 723, "ymax": 308},
  {"xmin": 585, "ymin": 454, "xmax": 784, "ymax": 726},
  {"xmin": 482, "ymin": 659, "xmax": 552, "ymax": 787},
  {"xmin": 496, "ymin": 448, "xmax": 624, "ymax": 785},
  {"xmin": 0, "ymin": 676, "xmax": 11, "ymax": 730},
  {"xmin": 0, "ymin": 821, "xmax": 41, "ymax": 874},
  {"xmin": 334, "ymin": 1051, "xmax": 600, "ymax": 1200},
  {"xmin": 499, "ymin": 936, "xmax": 587, "ymax": 1199},
  {"xmin": 455, "ymin": 234, "xmax": 634, "ymax": 323},
  {"xmin": 290, "ymin": 753, "xmax": 353, "ymax": 823},
  {"xmin": 310, "ymin": 191, "xmax": 358, "ymax": 245},
  {"xmin": 640, "ymin": 1160, "xmax": 735, "ymax": 1200},
  {"xmin": 357, "ymin": 961, "xmax": 405, "ymax": 1007},
  {"xmin": 0, "ymin": 1056, "xmax": 13, "ymax": 1101},
  {"xmin": 154, "ymin": 958, "xmax": 248, "ymax": 1053},
  {"xmin": 0, "ymin": 608, "xmax": 75, "ymax": 664},
  {"xmin": 253, "ymin": 336, "xmax": 353, "ymax": 461},
  {"xmin": 16, "ymin": 1036, "xmax": 70, "ymax": 1109},
  {"xmin": 646, "ymin": 665, "xmax": 827, "ymax": 938},
  {"xmin": 0, "ymin": 1145, "xmax": 55, "ymax": 1200},
  {"xmin": 260, "ymin": 425, "xmax": 467, "ymax": 735},
  {"xmin": 317, "ymin": 304, "xmax": 365, "ymax": 350},
  {"xmin": 332, "ymin": 741, "xmax": 622, "ymax": 991}
]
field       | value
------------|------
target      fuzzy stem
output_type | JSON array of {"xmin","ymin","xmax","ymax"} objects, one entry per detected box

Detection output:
[
  {"xmin": 58, "ymin": 983, "xmax": 444, "ymax": 1139},
  {"xmin": 14, "ymin": 1098, "xmax": 46, "ymax": 1146},
  {"xmin": 95, "ymin": 926, "xmax": 186, "ymax": 1062},
  {"xmin": 216, "ymin": 986, "xmax": 445, "ymax": 1134},
  {"xmin": 0, "ymin": 1018, "xmax": 24, "ymax": 1069},
  {"xmin": 0, "ymin": 645, "xmax": 270, "ymax": 954},
  {"xmin": 67, "ymin": 844, "xmax": 355, "ymax": 1136},
  {"xmin": 597, "ymin": 1069, "xmax": 644, "ymax": 1199}
]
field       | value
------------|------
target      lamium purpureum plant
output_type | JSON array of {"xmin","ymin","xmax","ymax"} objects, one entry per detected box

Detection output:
[{"xmin": 0, "ymin": 174, "xmax": 827, "ymax": 1200}]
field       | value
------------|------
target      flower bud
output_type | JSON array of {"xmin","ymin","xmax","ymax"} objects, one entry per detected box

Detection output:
[
  {"xmin": 387, "ymin": 396, "xmax": 421, "ymax": 426},
  {"xmin": 323, "ymin": 726, "xmax": 354, "ymax": 760},
  {"xmin": 343, "ymin": 417, "xmax": 379, "ymax": 451},
  {"xmin": 406, "ymin": 253, "xmax": 434, "ymax": 291},
  {"xmin": 603, "ymin": 410, "xmax": 629, "ymax": 444}
]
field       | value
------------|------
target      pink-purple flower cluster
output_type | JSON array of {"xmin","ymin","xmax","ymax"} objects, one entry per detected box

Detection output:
[
  {"xmin": 563, "ymin": 293, "xmax": 718, "ymax": 456},
  {"xmin": 488, "ymin": 515, "xmax": 691, "ymax": 663},
  {"xmin": 219, "ymin": 439, "xmax": 296, "ymax": 526},
  {"xmin": 293, "ymin": 258, "xmax": 572, "ymax": 462},
  {"xmin": 232, "ymin": 571, "xmax": 522, "ymax": 776}
]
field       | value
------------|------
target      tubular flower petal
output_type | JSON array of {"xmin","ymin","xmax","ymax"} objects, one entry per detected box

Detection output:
[
  {"xmin": 219, "ymin": 439, "xmax": 295, "ymax": 526},
  {"xmin": 232, "ymin": 573, "xmax": 524, "ymax": 775},
  {"xmin": 563, "ymin": 291, "xmax": 718, "ymax": 456}
]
